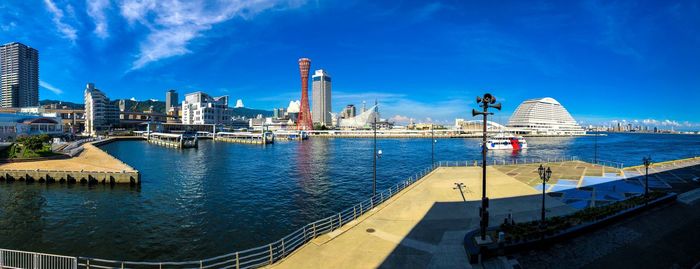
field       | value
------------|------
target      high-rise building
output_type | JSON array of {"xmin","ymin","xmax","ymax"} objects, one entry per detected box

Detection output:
[
  {"xmin": 297, "ymin": 58, "xmax": 313, "ymax": 130},
  {"xmin": 341, "ymin": 104, "xmax": 356, "ymax": 119},
  {"xmin": 311, "ymin": 69, "xmax": 332, "ymax": 126},
  {"xmin": 84, "ymin": 83, "xmax": 119, "ymax": 136},
  {"xmin": 165, "ymin": 89, "xmax": 178, "ymax": 110},
  {"xmin": 0, "ymin": 42, "xmax": 39, "ymax": 108},
  {"xmin": 181, "ymin": 91, "xmax": 234, "ymax": 125}
]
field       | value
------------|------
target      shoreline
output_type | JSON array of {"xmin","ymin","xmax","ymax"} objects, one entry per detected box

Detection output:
[{"xmin": 0, "ymin": 136, "xmax": 141, "ymax": 184}]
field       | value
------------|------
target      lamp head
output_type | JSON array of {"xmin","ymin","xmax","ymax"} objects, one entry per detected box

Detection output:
[
  {"xmin": 546, "ymin": 167, "xmax": 552, "ymax": 180},
  {"xmin": 538, "ymin": 164, "xmax": 545, "ymax": 178}
]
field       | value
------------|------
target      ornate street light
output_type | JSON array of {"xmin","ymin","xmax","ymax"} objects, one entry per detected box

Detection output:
[
  {"xmin": 643, "ymin": 156, "xmax": 652, "ymax": 198},
  {"xmin": 472, "ymin": 93, "xmax": 501, "ymax": 240},
  {"xmin": 538, "ymin": 164, "xmax": 552, "ymax": 226}
]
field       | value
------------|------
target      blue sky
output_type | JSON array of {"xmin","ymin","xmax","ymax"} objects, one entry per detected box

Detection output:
[{"xmin": 1, "ymin": 0, "xmax": 699, "ymax": 128}]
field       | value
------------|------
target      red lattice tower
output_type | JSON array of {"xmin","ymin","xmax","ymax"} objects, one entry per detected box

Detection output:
[{"xmin": 297, "ymin": 58, "xmax": 314, "ymax": 130}]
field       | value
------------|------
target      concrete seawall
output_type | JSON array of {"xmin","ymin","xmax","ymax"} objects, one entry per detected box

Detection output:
[{"xmin": 0, "ymin": 137, "xmax": 140, "ymax": 184}]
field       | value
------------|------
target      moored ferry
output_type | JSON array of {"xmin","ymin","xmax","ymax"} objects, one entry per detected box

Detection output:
[{"xmin": 483, "ymin": 133, "xmax": 527, "ymax": 150}]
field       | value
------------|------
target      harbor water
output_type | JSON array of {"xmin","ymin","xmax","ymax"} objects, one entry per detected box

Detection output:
[{"xmin": 0, "ymin": 133, "xmax": 699, "ymax": 261}]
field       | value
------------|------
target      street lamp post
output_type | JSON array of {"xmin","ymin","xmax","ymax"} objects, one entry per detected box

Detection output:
[
  {"xmin": 643, "ymin": 156, "xmax": 652, "ymax": 198},
  {"xmin": 373, "ymin": 116, "xmax": 382, "ymax": 197},
  {"xmin": 471, "ymin": 93, "xmax": 502, "ymax": 240},
  {"xmin": 431, "ymin": 124, "xmax": 435, "ymax": 166},
  {"xmin": 594, "ymin": 131, "xmax": 598, "ymax": 164},
  {"xmin": 538, "ymin": 164, "xmax": 552, "ymax": 226}
]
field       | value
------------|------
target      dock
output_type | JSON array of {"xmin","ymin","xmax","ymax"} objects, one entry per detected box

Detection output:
[
  {"xmin": 0, "ymin": 138, "xmax": 139, "ymax": 184},
  {"xmin": 146, "ymin": 132, "xmax": 198, "ymax": 148},
  {"xmin": 215, "ymin": 131, "xmax": 274, "ymax": 144}
]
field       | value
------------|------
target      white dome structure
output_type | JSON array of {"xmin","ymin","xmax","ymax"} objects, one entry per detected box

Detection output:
[{"xmin": 507, "ymin": 97, "xmax": 585, "ymax": 136}]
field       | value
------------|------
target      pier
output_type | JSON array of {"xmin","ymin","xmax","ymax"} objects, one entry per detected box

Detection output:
[
  {"xmin": 0, "ymin": 139, "xmax": 139, "ymax": 184},
  {"xmin": 215, "ymin": 131, "xmax": 274, "ymax": 145},
  {"xmin": 146, "ymin": 132, "xmax": 198, "ymax": 148}
]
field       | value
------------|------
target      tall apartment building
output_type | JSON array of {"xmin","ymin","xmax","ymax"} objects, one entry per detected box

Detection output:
[
  {"xmin": 311, "ymin": 69, "xmax": 331, "ymax": 126},
  {"xmin": 165, "ymin": 89, "xmax": 178, "ymax": 110},
  {"xmin": 84, "ymin": 83, "xmax": 119, "ymax": 136},
  {"xmin": 0, "ymin": 42, "xmax": 39, "ymax": 108},
  {"xmin": 181, "ymin": 91, "xmax": 234, "ymax": 125}
]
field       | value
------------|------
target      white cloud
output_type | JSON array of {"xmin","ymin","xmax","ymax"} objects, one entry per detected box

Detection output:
[
  {"xmin": 390, "ymin": 115, "xmax": 412, "ymax": 124},
  {"xmin": 87, "ymin": 0, "xmax": 111, "ymax": 38},
  {"xmin": 39, "ymin": 81, "xmax": 63, "ymax": 95},
  {"xmin": 43, "ymin": 0, "xmax": 78, "ymax": 41},
  {"xmin": 121, "ymin": 0, "xmax": 305, "ymax": 70}
]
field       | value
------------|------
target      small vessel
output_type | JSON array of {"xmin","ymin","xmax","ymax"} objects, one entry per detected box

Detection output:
[
  {"xmin": 483, "ymin": 133, "xmax": 527, "ymax": 150},
  {"xmin": 273, "ymin": 130, "xmax": 308, "ymax": 141}
]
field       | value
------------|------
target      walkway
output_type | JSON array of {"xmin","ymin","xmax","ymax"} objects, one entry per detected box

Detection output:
[
  {"xmin": 0, "ymin": 142, "xmax": 136, "ymax": 173},
  {"xmin": 269, "ymin": 166, "xmax": 576, "ymax": 269}
]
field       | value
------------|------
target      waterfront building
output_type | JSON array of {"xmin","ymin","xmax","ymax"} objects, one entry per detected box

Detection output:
[
  {"xmin": 341, "ymin": 104, "xmax": 356, "ymax": 119},
  {"xmin": 312, "ymin": 69, "xmax": 332, "ymax": 126},
  {"xmin": 181, "ymin": 91, "xmax": 235, "ymax": 125},
  {"xmin": 165, "ymin": 89, "xmax": 178, "ymax": 110},
  {"xmin": 0, "ymin": 42, "xmax": 39, "ymax": 108},
  {"xmin": 338, "ymin": 104, "xmax": 379, "ymax": 129},
  {"xmin": 0, "ymin": 112, "xmax": 63, "ymax": 140},
  {"xmin": 84, "ymin": 83, "xmax": 119, "ymax": 136},
  {"xmin": 507, "ymin": 97, "xmax": 585, "ymax": 136}
]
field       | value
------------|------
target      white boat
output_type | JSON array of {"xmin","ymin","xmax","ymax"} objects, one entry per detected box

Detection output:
[{"xmin": 483, "ymin": 133, "xmax": 527, "ymax": 150}]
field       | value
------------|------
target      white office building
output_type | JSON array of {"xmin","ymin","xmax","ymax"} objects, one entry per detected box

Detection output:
[
  {"xmin": 311, "ymin": 69, "xmax": 332, "ymax": 126},
  {"xmin": 84, "ymin": 83, "xmax": 119, "ymax": 136},
  {"xmin": 181, "ymin": 91, "xmax": 234, "ymax": 125},
  {"xmin": 507, "ymin": 97, "xmax": 585, "ymax": 136}
]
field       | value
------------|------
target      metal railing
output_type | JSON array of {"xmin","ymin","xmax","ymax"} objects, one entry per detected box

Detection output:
[
  {"xmin": 437, "ymin": 156, "xmax": 579, "ymax": 167},
  {"xmin": 0, "ymin": 248, "xmax": 77, "ymax": 269},
  {"xmin": 77, "ymin": 165, "xmax": 439, "ymax": 269},
  {"xmin": 3, "ymin": 156, "xmax": 582, "ymax": 269},
  {"xmin": 588, "ymin": 159, "xmax": 625, "ymax": 169}
]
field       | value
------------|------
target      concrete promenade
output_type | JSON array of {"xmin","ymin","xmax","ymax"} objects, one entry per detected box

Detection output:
[
  {"xmin": 0, "ymin": 139, "xmax": 139, "ymax": 183},
  {"xmin": 269, "ymin": 166, "xmax": 576, "ymax": 269}
]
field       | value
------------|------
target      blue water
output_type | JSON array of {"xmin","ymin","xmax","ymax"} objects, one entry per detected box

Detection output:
[{"xmin": 0, "ymin": 133, "xmax": 698, "ymax": 261}]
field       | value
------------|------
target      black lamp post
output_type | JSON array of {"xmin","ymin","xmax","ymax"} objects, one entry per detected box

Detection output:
[
  {"xmin": 373, "ymin": 116, "xmax": 382, "ymax": 196},
  {"xmin": 643, "ymin": 156, "xmax": 652, "ymax": 198},
  {"xmin": 431, "ymin": 124, "xmax": 435, "ymax": 165},
  {"xmin": 594, "ymin": 131, "xmax": 598, "ymax": 164},
  {"xmin": 472, "ymin": 93, "xmax": 502, "ymax": 240},
  {"xmin": 538, "ymin": 164, "xmax": 552, "ymax": 226}
]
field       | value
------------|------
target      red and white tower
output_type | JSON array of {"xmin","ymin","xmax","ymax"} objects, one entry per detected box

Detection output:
[{"xmin": 297, "ymin": 58, "xmax": 314, "ymax": 130}]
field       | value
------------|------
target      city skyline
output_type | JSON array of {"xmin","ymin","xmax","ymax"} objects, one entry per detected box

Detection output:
[{"xmin": 1, "ymin": 1, "xmax": 699, "ymax": 128}]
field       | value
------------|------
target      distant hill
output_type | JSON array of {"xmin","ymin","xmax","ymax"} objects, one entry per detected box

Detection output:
[
  {"xmin": 113, "ymin": 99, "xmax": 166, "ymax": 113},
  {"xmin": 40, "ymin": 99, "xmax": 84, "ymax": 109},
  {"xmin": 231, "ymin": 107, "xmax": 273, "ymax": 118}
]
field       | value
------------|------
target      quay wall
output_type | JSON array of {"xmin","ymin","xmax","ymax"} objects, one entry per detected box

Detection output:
[{"xmin": 0, "ymin": 136, "xmax": 141, "ymax": 185}]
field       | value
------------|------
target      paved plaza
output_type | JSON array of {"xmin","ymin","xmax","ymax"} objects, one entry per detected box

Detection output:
[
  {"xmin": 268, "ymin": 158, "xmax": 700, "ymax": 269},
  {"xmin": 0, "ymin": 142, "xmax": 136, "ymax": 173},
  {"xmin": 269, "ymin": 166, "xmax": 577, "ymax": 269}
]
